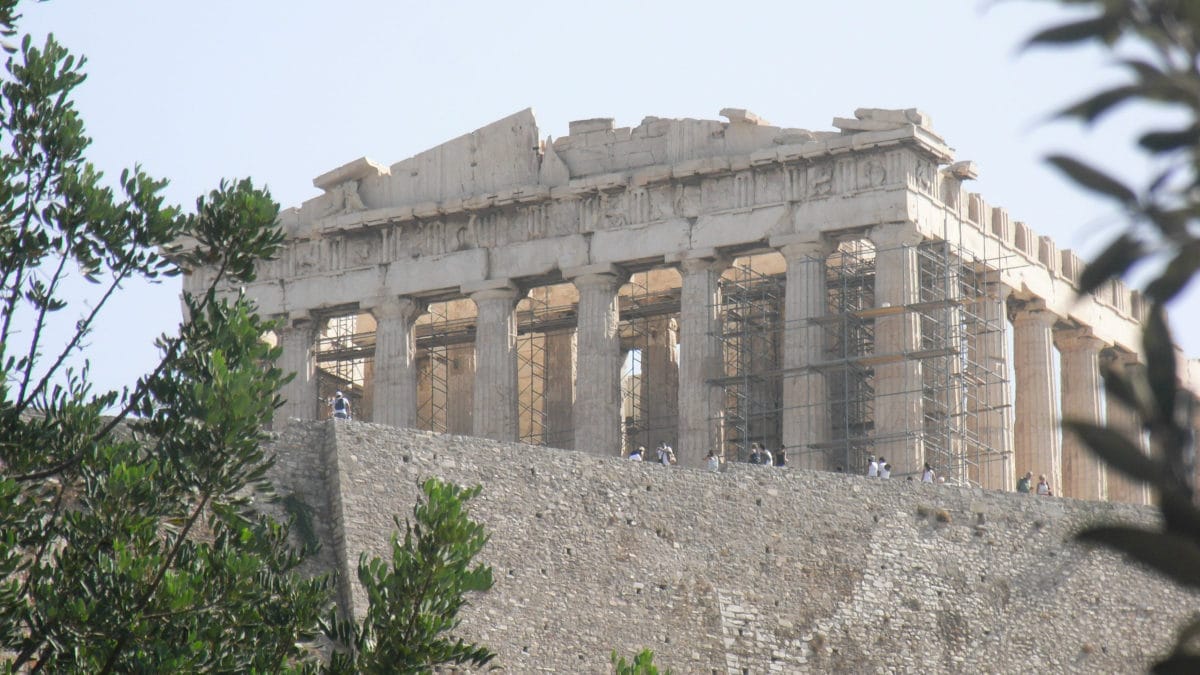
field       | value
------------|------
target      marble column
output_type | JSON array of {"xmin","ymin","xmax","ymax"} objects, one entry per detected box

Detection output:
[
  {"xmin": 571, "ymin": 270, "xmax": 623, "ymax": 456},
  {"xmin": 369, "ymin": 297, "xmax": 424, "ymax": 429},
  {"xmin": 1056, "ymin": 328, "xmax": 1108, "ymax": 500},
  {"xmin": 543, "ymin": 329, "xmax": 576, "ymax": 449},
  {"xmin": 470, "ymin": 285, "xmax": 521, "ymax": 441},
  {"xmin": 1011, "ymin": 298, "xmax": 1062, "ymax": 496},
  {"xmin": 644, "ymin": 316, "xmax": 679, "ymax": 450},
  {"xmin": 870, "ymin": 223, "xmax": 925, "ymax": 476},
  {"xmin": 678, "ymin": 256, "xmax": 728, "ymax": 467},
  {"xmin": 971, "ymin": 282, "xmax": 1015, "ymax": 491},
  {"xmin": 1101, "ymin": 349, "xmax": 1150, "ymax": 505},
  {"xmin": 776, "ymin": 235, "xmax": 834, "ymax": 470},
  {"xmin": 277, "ymin": 314, "xmax": 320, "ymax": 422}
]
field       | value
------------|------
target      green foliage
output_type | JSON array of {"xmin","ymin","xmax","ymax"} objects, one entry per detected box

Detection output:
[
  {"xmin": 1029, "ymin": 1, "xmax": 1200, "ymax": 672},
  {"xmin": 324, "ymin": 478, "xmax": 495, "ymax": 674},
  {"xmin": 611, "ymin": 648, "xmax": 669, "ymax": 674},
  {"xmin": 0, "ymin": 4, "xmax": 502, "ymax": 671},
  {"xmin": 0, "ymin": 0, "xmax": 338, "ymax": 668}
]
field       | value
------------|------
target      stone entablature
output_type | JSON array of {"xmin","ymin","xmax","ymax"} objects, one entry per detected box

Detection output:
[
  {"xmin": 191, "ymin": 109, "xmax": 944, "ymax": 309},
  {"xmin": 191, "ymin": 107, "xmax": 1144, "ymax": 358}
]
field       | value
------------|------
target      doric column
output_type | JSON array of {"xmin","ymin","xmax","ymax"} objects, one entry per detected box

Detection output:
[
  {"xmin": 677, "ymin": 256, "xmax": 729, "ymax": 467},
  {"xmin": 870, "ymin": 223, "xmax": 924, "ymax": 476},
  {"xmin": 971, "ymin": 282, "xmax": 1015, "ymax": 491},
  {"xmin": 1101, "ymin": 349, "xmax": 1150, "ymax": 504},
  {"xmin": 1010, "ymin": 298, "xmax": 1062, "ymax": 496},
  {"xmin": 774, "ymin": 234, "xmax": 834, "ymax": 470},
  {"xmin": 1056, "ymin": 328, "xmax": 1107, "ymax": 500},
  {"xmin": 368, "ymin": 296, "xmax": 424, "ymax": 429},
  {"xmin": 543, "ymin": 329, "xmax": 576, "ymax": 449},
  {"xmin": 469, "ymin": 284, "xmax": 522, "ymax": 441},
  {"xmin": 277, "ymin": 313, "xmax": 320, "ymax": 422},
  {"xmin": 644, "ymin": 316, "xmax": 679, "ymax": 451},
  {"xmin": 569, "ymin": 268, "xmax": 624, "ymax": 456}
]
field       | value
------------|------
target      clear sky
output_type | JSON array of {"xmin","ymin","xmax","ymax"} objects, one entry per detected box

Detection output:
[{"xmin": 11, "ymin": 0, "xmax": 1199, "ymax": 398}]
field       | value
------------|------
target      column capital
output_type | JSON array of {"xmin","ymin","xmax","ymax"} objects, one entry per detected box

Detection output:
[
  {"xmin": 563, "ymin": 262, "xmax": 623, "ymax": 278},
  {"xmin": 365, "ymin": 296, "xmax": 425, "ymax": 322},
  {"xmin": 1053, "ymin": 326, "xmax": 1107, "ymax": 353},
  {"xmin": 988, "ymin": 281, "xmax": 1014, "ymax": 304},
  {"xmin": 869, "ymin": 222, "xmax": 923, "ymax": 249},
  {"xmin": 1007, "ymin": 297, "xmax": 1058, "ymax": 327},
  {"xmin": 463, "ymin": 279, "xmax": 523, "ymax": 304},
  {"xmin": 278, "ymin": 311, "xmax": 315, "ymax": 332},
  {"xmin": 564, "ymin": 263, "xmax": 627, "ymax": 290},
  {"xmin": 771, "ymin": 233, "xmax": 834, "ymax": 261},
  {"xmin": 676, "ymin": 255, "xmax": 730, "ymax": 276},
  {"xmin": 1100, "ymin": 346, "xmax": 1141, "ymax": 371}
]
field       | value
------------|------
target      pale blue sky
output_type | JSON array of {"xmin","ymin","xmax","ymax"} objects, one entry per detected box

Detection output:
[{"xmin": 12, "ymin": 0, "xmax": 1198, "ymax": 397}]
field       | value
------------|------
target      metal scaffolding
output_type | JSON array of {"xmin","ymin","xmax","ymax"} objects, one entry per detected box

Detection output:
[
  {"xmin": 315, "ymin": 313, "xmax": 372, "ymax": 421},
  {"xmin": 717, "ymin": 259, "xmax": 784, "ymax": 461},
  {"xmin": 818, "ymin": 240, "xmax": 878, "ymax": 471},
  {"xmin": 707, "ymin": 238, "xmax": 1013, "ymax": 483},
  {"xmin": 777, "ymin": 236, "xmax": 1012, "ymax": 478},
  {"xmin": 516, "ymin": 290, "xmax": 551, "ymax": 446},
  {"xmin": 416, "ymin": 301, "xmax": 452, "ymax": 433},
  {"xmin": 305, "ymin": 229, "xmax": 1012, "ymax": 484}
]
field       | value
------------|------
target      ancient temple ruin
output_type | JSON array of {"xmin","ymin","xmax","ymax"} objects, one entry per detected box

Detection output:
[{"xmin": 186, "ymin": 106, "xmax": 1187, "ymax": 502}]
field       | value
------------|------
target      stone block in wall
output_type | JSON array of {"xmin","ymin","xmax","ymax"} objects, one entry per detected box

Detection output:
[
  {"xmin": 1039, "ymin": 235, "xmax": 1058, "ymax": 276},
  {"xmin": 1061, "ymin": 250, "xmax": 1083, "ymax": 286},
  {"xmin": 1014, "ymin": 221, "xmax": 1032, "ymax": 257},
  {"xmin": 569, "ymin": 118, "xmax": 614, "ymax": 135},
  {"xmin": 1131, "ymin": 290, "xmax": 1147, "ymax": 322},
  {"xmin": 991, "ymin": 206, "xmax": 1011, "ymax": 244},
  {"xmin": 967, "ymin": 193, "xmax": 987, "ymax": 229},
  {"xmin": 1109, "ymin": 279, "xmax": 1129, "ymax": 314}
]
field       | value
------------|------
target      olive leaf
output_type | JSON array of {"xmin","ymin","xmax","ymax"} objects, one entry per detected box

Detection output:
[{"xmin": 1046, "ymin": 155, "xmax": 1137, "ymax": 204}]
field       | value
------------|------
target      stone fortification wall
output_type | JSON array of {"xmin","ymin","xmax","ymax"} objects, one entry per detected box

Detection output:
[{"xmin": 264, "ymin": 420, "xmax": 1197, "ymax": 673}]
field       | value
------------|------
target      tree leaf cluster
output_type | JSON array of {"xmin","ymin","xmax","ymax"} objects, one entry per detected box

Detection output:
[
  {"xmin": 611, "ymin": 648, "xmax": 670, "ymax": 675},
  {"xmin": 324, "ymin": 479, "xmax": 496, "ymax": 674},
  {"xmin": 1029, "ymin": 2, "xmax": 1200, "ymax": 672},
  {"xmin": 0, "ymin": 2, "xmax": 494, "ymax": 672}
]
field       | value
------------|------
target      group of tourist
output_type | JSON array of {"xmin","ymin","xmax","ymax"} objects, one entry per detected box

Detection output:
[
  {"xmin": 1015, "ymin": 471, "xmax": 1053, "ymax": 496},
  {"xmin": 748, "ymin": 442, "xmax": 786, "ymax": 468},
  {"xmin": 629, "ymin": 442, "xmax": 786, "ymax": 474},
  {"xmin": 864, "ymin": 458, "xmax": 942, "ymax": 484},
  {"xmin": 866, "ymin": 455, "xmax": 894, "ymax": 479},
  {"xmin": 628, "ymin": 442, "xmax": 677, "ymax": 466}
]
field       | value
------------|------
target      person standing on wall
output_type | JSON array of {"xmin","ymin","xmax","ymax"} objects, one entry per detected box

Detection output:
[
  {"xmin": 656, "ymin": 441, "xmax": 676, "ymax": 466},
  {"xmin": 706, "ymin": 450, "xmax": 720, "ymax": 472},
  {"xmin": 1036, "ymin": 474, "xmax": 1052, "ymax": 496},
  {"xmin": 1016, "ymin": 471, "xmax": 1033, "ymax": 494},
  {"xmin": 330, "ymin": 391, "xmax": 351, "ymax": 420}
]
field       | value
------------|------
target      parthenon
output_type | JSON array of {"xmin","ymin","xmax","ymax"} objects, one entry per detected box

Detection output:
[{"xmin": 186, "ymin": 106, "xmax": 1199, "ymax": 502}]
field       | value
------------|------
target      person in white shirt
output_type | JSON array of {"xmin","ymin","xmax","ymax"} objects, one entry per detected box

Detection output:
[
  {"xmin": 706, "ymin": 450, "xmax": 720, "ymax": 472},
  {"xmin": 867, "ymin": 455, "xmax": 879, "ymax": 478},
  {"xmin": 922, "ymin": 462, "xmax": 935, "ymax": 483}
]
